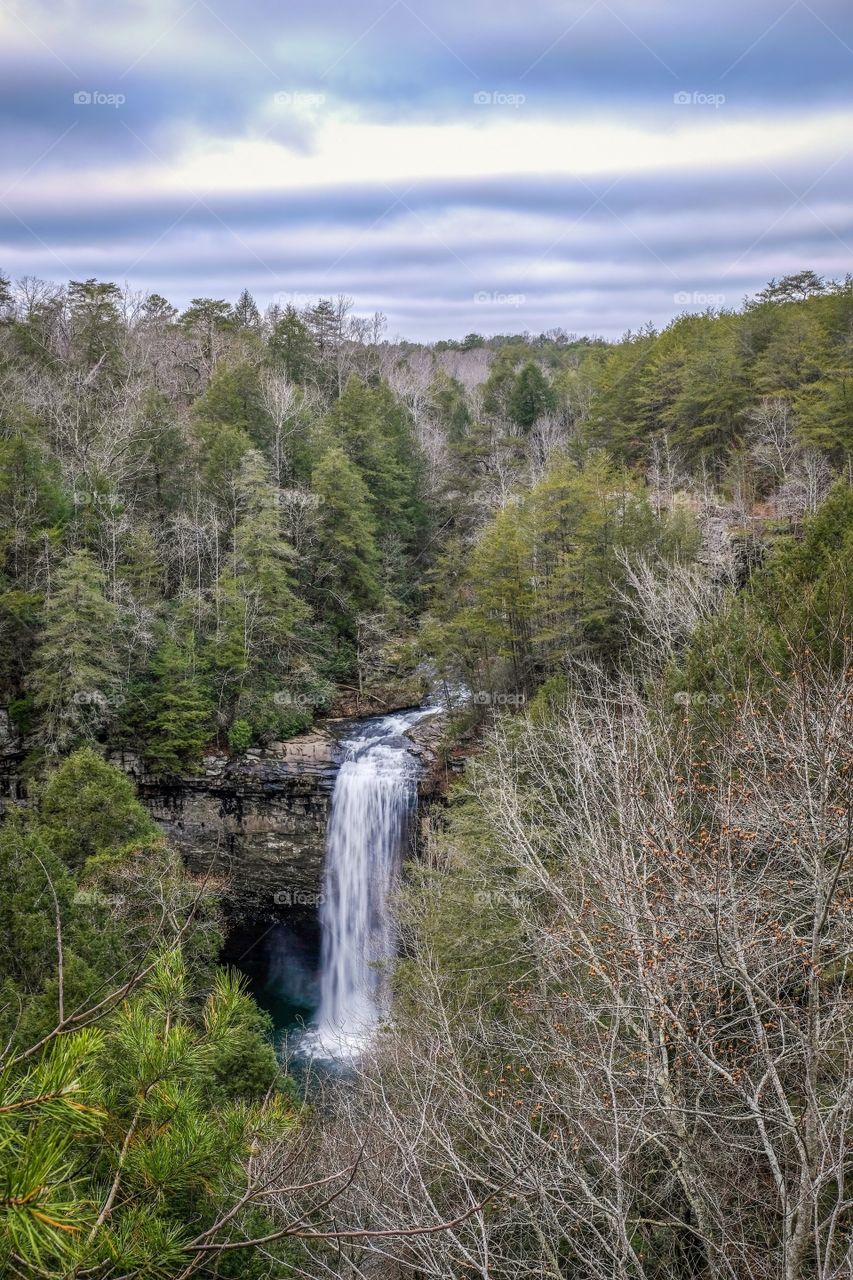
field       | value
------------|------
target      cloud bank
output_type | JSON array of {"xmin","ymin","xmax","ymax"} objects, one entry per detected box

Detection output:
[{"xmin": 1, "ymin": 0, "xmax": 852, "ymax": 338}]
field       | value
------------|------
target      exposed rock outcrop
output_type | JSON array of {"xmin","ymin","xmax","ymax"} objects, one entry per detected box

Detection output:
[
  {"xmin": 120, "ymin": 711, "xmax": 448, "ymax": 927},
  {"xmin": 0, "ymin": 707, "xmax": 450, "ymax": 932},
  {"xmin": 118, "ymin": 730, "xmax": 340, "ymax": 925}
]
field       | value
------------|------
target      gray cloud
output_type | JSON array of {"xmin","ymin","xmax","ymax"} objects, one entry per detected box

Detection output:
[{"xmin": 2, "ymin": 0, "xmax": 852, "ymax": 337}]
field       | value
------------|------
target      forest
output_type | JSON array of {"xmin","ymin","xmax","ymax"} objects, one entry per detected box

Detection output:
[{"xmin": 0, "ymin": 266, "xmax": 851, "ymax": 1278}]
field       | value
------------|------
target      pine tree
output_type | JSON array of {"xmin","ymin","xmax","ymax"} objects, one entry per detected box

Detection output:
[
  {"xmin": 508, "ymin": 361, "xmax": 557, "ymax": 430},
  {"xmin": 0, "ymin": 809, "xmax": 73, "ymax": 992},
  {"xmin": 430, "ymin": 370, "xmax": 471, "ymax": 445},
  {"xmin": 268, "ymin": 304, "xmax": 315, "ymax": 382},
  {"xmin": 206, "ymin": 452, "xmax": 309, "ymax": 734},
  {"xmin": 29, "ymin": 550, "xmax": 121, "ymax": 754},
  {"xmin": 145, "ymin": 629, "xmax": 213, "ymax": 774},
  {"xmin": 180, "ymin": 297, "xmax": 234, "ymax": 363},
  {"xmin": 233, "ymin": 287, "xmax": 261, "ymax": 331},
  {"xmin": 67, "ymin": 278, "xmax": 123, "ymax": 370},
  {"xmin": 194, "ymin": 362, "xmax": 272, "ymax": 451},
  {"xmin": 311, "ymin": 446, "xmax": 380, "ymax": 627},
  {"xmin": 231, "ymin": 449, "xmax": 308, "ymax": 651},
  {"xmin": 321, "ymin": 375, "xmax": 424, "ymax": 548},
  {"xmin": 37, "ymin": 746, "xmax": 159, "ymax": 872}
]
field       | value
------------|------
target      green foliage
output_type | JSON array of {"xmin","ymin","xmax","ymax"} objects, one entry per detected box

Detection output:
[
  {"xmin": 180, "ymin": 297, "xmax": 234, "ymax": 362},
  {"xmin": 194, "ymin": 362, "xmax": 272, "ymax": 450},
  {"xmin": 679, "ymin": 482, "xmax": 853, "ymax": 713},
  {"xmin": 0, "ymin": 809, "xmax": 74, "ymax": 992},
  {"xmin": 429, "ymin": 369, "xmax": 470, "ymax": 443},
  {"xmin": 68, "ymin": 278, "xmax": 123, "ymax": 369},
  {"xmin": 320, "ymin": 375, "xmax": 426, "ymax": 550},
  {"xmin": 145, "ymin": 628, "xmax": 213, "ymax": 773},
  {"xmin": 429, "ymin": 450, "xmax": 697, "ymax": 693},
  {"xmin": 507, "ymin": 360, "xmax": 557, "ymax": 429},
  {"xmin": 582, "ymin": 281, "xmax": 853, "ymax": 469},
  {"xmin": 38, "ymin": 747, "xmax": 159, "ymax": 873},
  {"xmin": 228, "ymin": 718, "xmax": 253, "ymax": 753},
  {"xmin": 311, "ymin": 445, "xmax": 381, "ymax": 629},
  {"xmin": 28, "ymin": 549, "xmax": 122, "ymax": 755},
  {"xmin": 0, "ymin": 955, "xmax": 292, "ymax": 1279},
  {"xmin": 269, "ymin": 304, "xmax": 315, "ymax": 382}
]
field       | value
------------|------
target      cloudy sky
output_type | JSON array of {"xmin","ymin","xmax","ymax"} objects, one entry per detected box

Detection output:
[{"xmin": 1, "ymin": 0, "xmax": 852, "ymax": 338}]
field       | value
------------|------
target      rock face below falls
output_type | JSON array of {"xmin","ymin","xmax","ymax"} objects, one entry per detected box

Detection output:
[
  {"xmin": 117, "ymin": 730, "xmax": 338, "ymax": 925},
  {"xmin": 116, "ymin": 712, "xmax": 447, "ymax": 927}
]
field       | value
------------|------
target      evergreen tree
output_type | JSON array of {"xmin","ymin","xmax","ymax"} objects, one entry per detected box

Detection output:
[
  {"xmin": 311, "ymin": 446, "xmax": 380, "ymax": 628},
  {"xmin": 37, "ymin": 746, "xmax": 159, "ymax": 873},
  {"xmin": 0, "ymin": 809, "xmax": 73, "ymax": 992},
  {"xmin": 67, "ymin": 278, "xmax": 123, "ymax": 370},
  {"xmin": 29, "ymin": 550, "xmax": 121, "ymax": 754},
  {"xmin": 231, "ymin": 449, "xmax": 308, "ymax": 651},
  {"xmin": 0, "ymin": 269, "xmax": 12, "ymax": 317},
  {"xmin": 194, "ymin": 362, "xmax": 272, "ymax": 450},
  {"xmin": 508, "ymin": 360, "xmax": 557, "ymax": 430},
  {"xmin": 232, "ymin": 287, "xmax": 261, "ymax": 331},
  {"xmin": 268, "ymin": 304, "xmax": 315, "ymax": 382},
  {"xmin": 321, "ymin": 375, "xmax": 424, "ymax": 549},
  {"xmin": 145, "ymin": 628, "xmax": 213, "ymax": 774},
  {"xmin": 206, "ymin": 451, "xmax": 308, "ymax": 734},
  {"xmin": 430, "ymin": 370, "xmax": 471, "ymax": 445}
]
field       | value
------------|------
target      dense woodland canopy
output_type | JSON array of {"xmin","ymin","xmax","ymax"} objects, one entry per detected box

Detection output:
[{"xmin": 0, "ymin": 269, "xmax": 852, "ymax": 1277}]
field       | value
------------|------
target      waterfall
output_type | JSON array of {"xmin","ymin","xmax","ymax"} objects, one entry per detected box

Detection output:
[{"xmin": 299, "ymin": 707, "xmax": 434, "ymax": 1060}]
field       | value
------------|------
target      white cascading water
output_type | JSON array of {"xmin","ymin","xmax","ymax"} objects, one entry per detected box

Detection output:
[{"xmin": 300, "ymin": 707, "xmax": 435, "ymax": 1060}]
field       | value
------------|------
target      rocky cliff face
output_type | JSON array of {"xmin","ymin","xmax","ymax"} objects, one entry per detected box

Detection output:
[
  {"xmin": 117, "ymin": 711, "xmax": 448, "ymax": 929},
  {"xmin": 0, "ymin": 708, "xmax": 449, "ymax": 936},
  {"xmin": 116, "ymin": 730, "xmax": 339, "ymax": 926}
]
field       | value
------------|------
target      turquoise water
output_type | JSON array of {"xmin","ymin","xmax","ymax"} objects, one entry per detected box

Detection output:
[{"xmin": 226, "ymin": 921, "xmax": 320, "ymax": 1050}]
